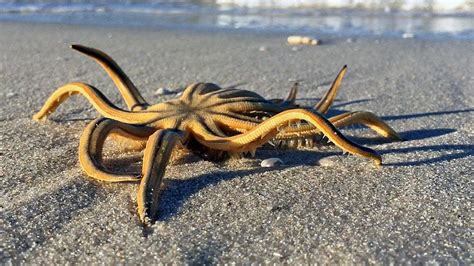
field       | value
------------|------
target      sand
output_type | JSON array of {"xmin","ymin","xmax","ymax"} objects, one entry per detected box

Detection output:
[{"xmin": 0, "ymin": 22, "xmax": 472, "ymax": 264}]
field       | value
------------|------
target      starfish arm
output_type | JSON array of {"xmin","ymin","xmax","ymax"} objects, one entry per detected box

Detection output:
[
  {"xmin": 181, "ymin": 83, "xmax": 222, "ymax": 103},
  {"xmin": 202, "ymin": 117, "xmax": 228, "ymax": 137},
  {"xmin": 284, "ymin": 82, "xmax": 298, "ymax": 104},
  {"xmin": 191, "ymin": 122, "xmax": 272, "ymax": 155},
  {"xmin": 193, "ymin": 109, "xmax": 382, "ymax": 165},
  {"xmin": 108, "ymin": 130, "xmax": 150, "ymax": 152},
  {"xmin": 212, "ymin": 114, "xmax": 260, "ymax": 133},
  {"xmin": 213, "ymin": 101, "xmax": 283, "ymax": 114},
  {"xmin": 203, "ymin": 96, "xmax": 272, "ymax": 109},
  {"xmin": 314, "ymin": 65, "xmax": 347, "ymax": 114},
  {"xmin": 275, "ymin": 111, "xmax": 402, "ymax": 141},
  {"xmin": 33, "ymin": 82, "xmax": 158, "ymax": 124},
  {"xmin": 79, "ymin": 117, "xmax": 156, "ymax": 182},
  {"xmin": 71, "ymin": 44, "xmax": 148, "ymax": 111},
  {"xmin": 200, "ymin": 87, "xmax": 241, "ymax": 101},
  {"xmin": 137, "ymin": 129, "xmax": 183, "ymax": 224},
  {"xmin": 329, "ymin": 111, "xmax": 404, "ymax": 141},
  {"xmin": 268, "ymin": 83, "xmax": 299, "ymax": 108},
  {"xmin": 199, "ymin": 86, "xmax": 267, "ymax": 103},
  {"xmin": 211, "ymin": 110, "xmax": 262, "ymax": 124}
]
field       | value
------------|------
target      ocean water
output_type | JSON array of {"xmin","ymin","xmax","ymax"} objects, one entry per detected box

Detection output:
[{"xmin": 0, "ymin": 0, "xmax": 473, "ymax": 39}]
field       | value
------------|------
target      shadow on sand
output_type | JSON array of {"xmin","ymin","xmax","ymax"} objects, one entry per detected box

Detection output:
[
  {"xmin": 153, "ymin": 108, "xmax": 473, "ymax": 223},
  {"xmin": 381, "ymin": 144, "xmax": 473, "ymax": 167},
  {"xmin": 3, "ymin": 180, "xmax": 99, "ymax": 262},
  {"xmin": 381, "ymin": 109, "xmax": 474, "ymax": 121}
]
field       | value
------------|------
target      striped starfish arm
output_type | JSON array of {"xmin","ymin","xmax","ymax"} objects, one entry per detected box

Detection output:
[
  {"xmin": 274, "ymin": 111, "xmax": 403, "ymax": 141},
  {"xmin": 137, "ymin": 129, "xmax": 183, "ymax": 224},
  {"xmin": 314, "ymin": 65, "xmax": 347, "ymax": 114},
  {"xmin": 193, "ymin": 109, "xmax": 382, "ymax": 165},
  {"xmin": 79, "ymin": 117, "xmax": 155, "ymax": 182},
  {"xmin": 71, "ymin": 44, "xmax": 149, "ymax": 111},
  {"xmin": 33, "ymin": 82, "xmax": 158, "ymax": 124}
]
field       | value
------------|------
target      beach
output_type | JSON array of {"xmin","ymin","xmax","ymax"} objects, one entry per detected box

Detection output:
[{"xmin": 0, "ymin": 22, "xmax": 472, "ymax": 263}]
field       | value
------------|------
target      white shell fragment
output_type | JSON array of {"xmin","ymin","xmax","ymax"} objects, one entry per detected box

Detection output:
[
  {"xmin": 287, "ymin": 35, "xmax": 319, "ymax": 46},
  {"xmin": 6, "ymin": 92, "xmax": 17, "ymax": 98},
  {"xmin": 154, "ymin": 87, "xmax": 173, "ymax": 95},
  {"xmin": 402, "ymin": 33, "xmax": 415, "ymax": 39},
  {"xmin": 261, "ymin": 157, "xmax": 284, "ymax": 167},
  {"xmin": 259, "ymin": 46, "xmax": 267, "ymax": 51},
  {"xmin": 317, "ymin": 156, "xmax": 339, "ymax": 167}
]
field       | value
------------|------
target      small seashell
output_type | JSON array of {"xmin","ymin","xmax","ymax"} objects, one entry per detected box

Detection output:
[
  {"xmin": 258, "ymin": 46, "xmax": 267, "ymax": 52},
  {"xmin": 291, "ymin": 46, "xmax": 300, "ymax": 51},
  {"xmin": 317, "ymin": 156, "xmax": 339, "ymax": 167},
  {"xmin": 261, "ymin": 157, "xmax": 284, "ymax": 167},
  {"xmin": 154, "ymin": 87, "xmax": 173, "ymax": 95},
  {"xmin": 402, "ymin": 33, "xmax": 415, "ymax": 39},
  {"xmin": 287, "ymin": 36, "xmax": 319, "ymax": 46},
  {"xmin": 6, "ymin": 92, "xmax": 17, "ymax": 98}
]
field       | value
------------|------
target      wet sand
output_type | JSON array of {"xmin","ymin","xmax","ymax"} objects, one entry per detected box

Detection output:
[{"xmin": 0, "ymin": 22, "xmax": 472, "ymax": 263}]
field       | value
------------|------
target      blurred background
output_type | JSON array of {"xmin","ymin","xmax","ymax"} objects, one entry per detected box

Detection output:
[{"xmin": 0, "ymin": 0, "xmax": 473, "ymax": 39}]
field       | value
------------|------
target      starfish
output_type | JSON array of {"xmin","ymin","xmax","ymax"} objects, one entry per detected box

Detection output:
[{"xmin": 33, "ymin": 45, "xmax": 403, "ymax": 224}]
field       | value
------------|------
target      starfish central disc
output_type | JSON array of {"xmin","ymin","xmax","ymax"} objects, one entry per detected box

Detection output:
[{"xmin": 147, "ymin": 83, "xmax": 281, "ymax": 134}]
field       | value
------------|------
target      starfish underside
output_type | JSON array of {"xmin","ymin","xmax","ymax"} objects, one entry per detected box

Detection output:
[{"xmin": 33, "ymin": 45, "xmax": 402, "ymax": 224}]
